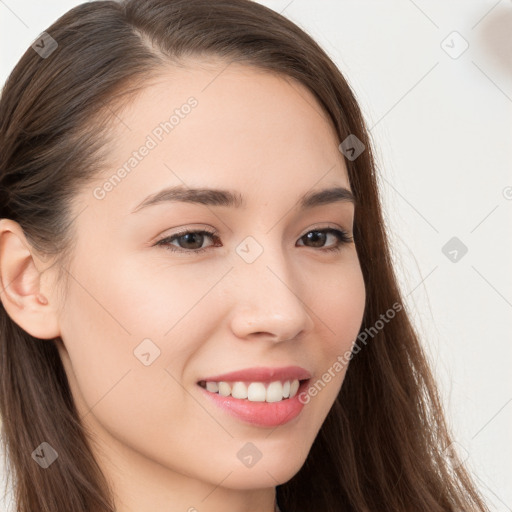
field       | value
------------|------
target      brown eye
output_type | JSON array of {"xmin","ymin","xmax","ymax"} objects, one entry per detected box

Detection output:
[
  {"xmin": 154, "ymin": 227, "xmax": 352, "ymax": 256},
  {"xmin": 174, "ymin": 232, "xmax": 208, "ymax": 250},
  {"xmin": 155, "ymin": 229, "xmax": 220, "ymax": 254},
  {"xmin": 298, "ymin": 228, "xmax": 352, "ymax": 252}
]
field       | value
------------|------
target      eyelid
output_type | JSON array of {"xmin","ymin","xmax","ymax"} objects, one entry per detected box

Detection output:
[
  {"xmin": 153, "ymin": 222, "xmax": 353, "ymax": 257},
  {"xmin": 153, "ymin": 222, "xmax": 352, "ymax": 243},
  {"xmin": 152, "ymin": 226, "xmax": 220, "ymax": 256},
  {"xmin": 153, "ymin": 224, "xmax": 218, "ymax": 242},
  {"xmin": 299, "ymin": 222, "xmax": 351, "ymax": 237}
]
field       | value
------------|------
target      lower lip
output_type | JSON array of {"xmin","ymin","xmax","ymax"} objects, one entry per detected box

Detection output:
[{"xmin": 198, "ymin": 380, "xmax": 310, "ymax": 428}]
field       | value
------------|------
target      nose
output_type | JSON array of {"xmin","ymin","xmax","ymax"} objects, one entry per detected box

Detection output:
[{"xmin": 228, "ymin": 242, "xmax": 314, "ymax": 344}]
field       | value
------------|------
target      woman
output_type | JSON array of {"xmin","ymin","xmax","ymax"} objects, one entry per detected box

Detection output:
[{"xmin": 0, "ymin": 0, "xmax": 490, "ymax": 511}]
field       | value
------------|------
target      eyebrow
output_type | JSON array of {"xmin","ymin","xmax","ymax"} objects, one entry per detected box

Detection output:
[{"xmin": 131, "ymin": 185, "xmax": 356, "ymax": 214}]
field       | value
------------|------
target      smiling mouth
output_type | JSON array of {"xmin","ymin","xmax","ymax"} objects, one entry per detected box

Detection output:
[{"xmin": 197, "ymin": 378, "xmax": 308, "ymax": 403}]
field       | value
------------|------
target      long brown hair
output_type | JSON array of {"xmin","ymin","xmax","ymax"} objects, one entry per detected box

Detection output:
[{"xmin": 0, "ymin": 1, "xmax": 489, "ymax": 511}]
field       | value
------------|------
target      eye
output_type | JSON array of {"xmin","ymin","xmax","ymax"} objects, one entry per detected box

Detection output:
[
  {"xmin": 154, "ymin": 226, "xmax": 353, "ymax": 255},
  {"xmin": 154, "ymin": 228, "xmax": 221, "ymax": 254},
  {"xmin": 297, "ymin": 227, "xmax": 353, "ymax": 253}
]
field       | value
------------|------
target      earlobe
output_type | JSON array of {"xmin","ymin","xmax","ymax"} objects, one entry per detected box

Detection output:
[{"xmin": 0, "ymin": 219, "xmax": 61, "ymax": 340}]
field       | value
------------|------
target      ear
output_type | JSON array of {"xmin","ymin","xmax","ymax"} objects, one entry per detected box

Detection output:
[{"xmin": 0, "ymin": 219, "xmax": 61, "ymax": 339}]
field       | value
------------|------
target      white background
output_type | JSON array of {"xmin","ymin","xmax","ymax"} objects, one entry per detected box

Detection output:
[{"xmin": 1, "ymin": 1, "xmax": 511, "ymax": 510}]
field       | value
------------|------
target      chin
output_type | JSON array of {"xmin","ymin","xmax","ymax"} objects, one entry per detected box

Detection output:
[
  {"xmin": 221, "ymin": 463, "xmax": 303, "ymax": 490},
  {"xmin": 219, "ymin": 443, "xmax": 310, "ymax": 489}
]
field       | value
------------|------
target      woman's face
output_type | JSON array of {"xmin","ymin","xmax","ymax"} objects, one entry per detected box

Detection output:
[{"xmin": 52, "ymin": 61, "xmax": 366, "ymax": 509}]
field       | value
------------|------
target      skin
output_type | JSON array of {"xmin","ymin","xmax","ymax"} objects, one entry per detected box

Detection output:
[{"xmin": 0, "ymin": 60, "xmax": 366, "ymax": 512}]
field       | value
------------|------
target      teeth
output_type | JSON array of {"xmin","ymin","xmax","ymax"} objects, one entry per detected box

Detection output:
[
  {"xmin": 206, "ymin": 381, "xmax": 219, "ymax": 393},
  {"xmin": 289, "ymin": 379, "xmax": 300, "ymax": 398},
  {"xmin": 231, "ymin": 381, "xmax": 248, "ymax": 399},
  {"xmin": 247, "ymin": 382, "xmax": 267, "ymax": 401},
  {"xmin": 218, "ymin": 381, "xmax": 231, "ymax": 397},
  {"xmin": 282, "ymin": 380, "xmax": 290, "ymax": 398},
  {"xmin": 201, "ymin": 379, "xmax": 302, "ymax": 402},
  {"xmin": 266, "ymin": 381, "xmax": 284, "ymax": 403}
]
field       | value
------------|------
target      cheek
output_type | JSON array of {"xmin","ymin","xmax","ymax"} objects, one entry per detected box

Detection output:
[
  {"xmin": 100, "ymin": 254, "xmax": 223, "ymax": 337},
  {"xmin": 310, "ymin": 257, "xmax": 366, "ymax": 353},
  {"xmin": 299, "ymin": 259, "xmax": 365, "ymax": 406},
  {"xmin": 57, "ymin": 276, "xmax": 206, "ymax": 468},
  {"xmin": 56, "ymin": 258, "xmax": 191, "ymax": 420}
]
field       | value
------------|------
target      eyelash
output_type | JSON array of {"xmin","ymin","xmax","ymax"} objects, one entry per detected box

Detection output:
[{"xmin": 154, "ymin": 226, "xmax": 353, "ymax": 255}]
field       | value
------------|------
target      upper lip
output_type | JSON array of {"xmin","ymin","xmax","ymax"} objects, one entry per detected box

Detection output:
[{"xmin": 198, "ymin": 365, "xmax": 311, "ymax": 383}]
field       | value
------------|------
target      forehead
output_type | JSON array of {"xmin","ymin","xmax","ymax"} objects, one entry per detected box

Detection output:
[
  {"xmin": 83, "ymin": 60, "xmax": 350, "ymax": 215},
  {"xmin": 115, "ymin": 59, "xmax": 339, "ymax": 147}
]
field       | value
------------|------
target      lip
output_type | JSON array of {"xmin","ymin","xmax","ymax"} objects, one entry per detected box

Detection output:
[
  {"xmin": 198, "ymin": 378, "xmax": 311, "ymax": 427},
  {"xmin": 198, "ymin": 365, "xmax": 312, "ymax": 384}
]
